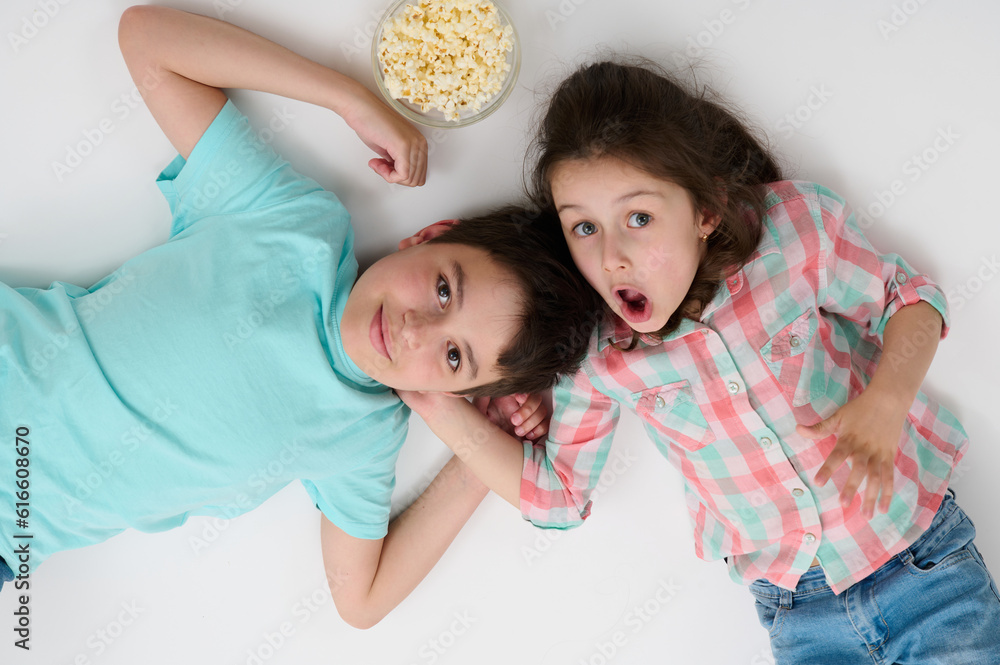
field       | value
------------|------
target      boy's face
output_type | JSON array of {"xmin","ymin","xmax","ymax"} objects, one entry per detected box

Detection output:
[{"xmin": 341, "ymin": 240, "xmax": 523, "ymax": 393}]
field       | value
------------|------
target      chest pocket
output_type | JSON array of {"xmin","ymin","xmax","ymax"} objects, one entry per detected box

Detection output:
[
  {"xmin": 633, "ymin": 380, "xmax": 715, "ymax": 451},
  {"xmin": 759, "ymin": 309, "xmax": 825, "ymax": 407}
]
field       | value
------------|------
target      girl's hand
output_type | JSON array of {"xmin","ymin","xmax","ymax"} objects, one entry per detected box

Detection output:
[
  {"xmin": 797, "ymin": 389, "xmax": 909, "ymax": 519},
  {"xmin": 472, "ymin": 393, "xmax": 550, "ymax": 440},
  {"xmin": 343, "ymin": 91, "xmax": 427, "ymax": 187}
]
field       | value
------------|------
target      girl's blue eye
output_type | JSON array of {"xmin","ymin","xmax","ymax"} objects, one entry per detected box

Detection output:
[
  {"xmin": 446, "ymin": 343, "xmax": 461, "ymax": 372},
  {"xmin": 573, "ymin": 221, "xmax": 598, "ymax": 237},
  {"xmin": 627, "ymin": 212, "xmax": 651, "ymax": 228},
  {"xmin": 437, "ymin": 276, "xmax": 450, "ymax": 307}
]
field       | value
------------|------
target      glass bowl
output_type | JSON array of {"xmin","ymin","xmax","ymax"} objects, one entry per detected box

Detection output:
[{"xmin": 371, "ymin": 0, "xmax": 520, "ymax": 129}]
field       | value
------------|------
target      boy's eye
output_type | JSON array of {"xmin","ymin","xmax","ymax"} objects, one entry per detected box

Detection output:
[
  {"xmin": 446, "ymin": 343, "xmax": 461, "ymax": 372},
  {"xmin": 437, "ymin": 276, "xmax": 451, "ymax": 307},
  {"xmin": 627, "ymin": 212, "xmax": 651, "ymax": 228},
  {"xmin": 572, "ymin": 221, "xmax": 598, "ymax": 237}
]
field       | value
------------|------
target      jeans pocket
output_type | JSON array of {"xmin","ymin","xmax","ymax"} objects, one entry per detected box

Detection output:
[
  {"xmin": 905, "ymin": 507, "xmax": 976, "ymax": 575},
  {"xmin": 749, "ymin": 588, "xmax": 786, "ymax": 638}
]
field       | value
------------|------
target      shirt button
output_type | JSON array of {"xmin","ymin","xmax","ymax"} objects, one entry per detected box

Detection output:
[
  {"xmin": 760, "ymin": 437, "xmax": 772, "ymax": 449},
  {"xmin": 792, "ymin": 488, "xmax": 804, "ymax": 497},
  {"xmin": 655, "ymin": 395, "xmax": 666, "ymax": 408},
  {"xmin": 727, "ymin": 381, "xmax": 740, "ymax": 394},
  {"xmin": 804, "ymin": 533, "xmax": 816, "ymax": 544},
  {"xmin": 789, "ymin": 336, "xmax": 800, "ymax": 348},
  {"xmin": 895, "ymin": 272, "xmax": 908, "ymax": 284}
]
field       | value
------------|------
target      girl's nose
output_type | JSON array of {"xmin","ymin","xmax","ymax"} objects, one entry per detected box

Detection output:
[{"xmin": 602, "ymin": 233, "xmax": 631, "ymax": 273}]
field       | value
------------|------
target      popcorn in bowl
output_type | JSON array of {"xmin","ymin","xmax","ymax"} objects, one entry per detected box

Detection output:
[{"xmin": 377, "ymin": 0, "xmax": 515, "ymax": 123}]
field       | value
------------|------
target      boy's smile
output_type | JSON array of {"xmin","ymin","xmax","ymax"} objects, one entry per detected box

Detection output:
[{"xmin": 341, "ymin": 241, "xmax": 523, "ymax": 393}]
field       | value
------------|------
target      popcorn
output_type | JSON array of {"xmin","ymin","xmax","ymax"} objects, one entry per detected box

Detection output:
[{"xmin": 378, "ymin": 0, "xmax": 514, "ymax": 122}]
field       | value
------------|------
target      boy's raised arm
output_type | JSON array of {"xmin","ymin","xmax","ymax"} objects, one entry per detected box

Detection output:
[
  {"xmin": 117, "ymin": 5, "xmax": 426, "ymax": 185},
  {"xmin": 320, "ymin": 456, "xmax": 487, "ymax": 629}
]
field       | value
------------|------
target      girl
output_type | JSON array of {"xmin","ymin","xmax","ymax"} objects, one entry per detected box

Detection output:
[{"xmin": 402, "ymin": 60, "xmax": 1000, "ymax": 662}]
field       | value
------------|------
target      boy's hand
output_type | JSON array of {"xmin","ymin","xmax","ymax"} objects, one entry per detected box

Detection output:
[
  {"xmin": 797, "ymin": 388, "xmax": 908, "ymax": 519},
  {"xmin": 343, "ymin": 93, "xmax": 427, "ymax": 187},
  {"xmin": 473, "ymin": 393, "xmax": 549, "ymax": 440}
]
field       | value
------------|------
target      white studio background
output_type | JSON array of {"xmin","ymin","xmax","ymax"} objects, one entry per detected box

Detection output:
[{"xmin": 1, "ymin": 1, "xmax": 998, "ymax": 664}]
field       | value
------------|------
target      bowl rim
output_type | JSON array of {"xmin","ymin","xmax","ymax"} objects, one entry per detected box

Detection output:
[{"xmin": 371, "ymin": 0, "xmax": 521, "ymax": 129}]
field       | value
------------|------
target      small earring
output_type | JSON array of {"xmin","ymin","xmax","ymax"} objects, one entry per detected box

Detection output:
[{"xmin": 700, "ymin": 233, "xmax": 709, "ymax": 243}]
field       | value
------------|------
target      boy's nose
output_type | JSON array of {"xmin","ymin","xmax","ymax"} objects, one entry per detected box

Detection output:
[{"xmin": 400, "ymin": 309, "xmax": 436, "ymax": 349}]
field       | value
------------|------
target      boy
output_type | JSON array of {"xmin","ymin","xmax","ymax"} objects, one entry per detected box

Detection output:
[{"xmin": 0, "ymin": 6, "xmax": 596, "ymax": 629}]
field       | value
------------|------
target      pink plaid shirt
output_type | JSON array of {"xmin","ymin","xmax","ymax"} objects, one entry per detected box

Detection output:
[{"xmin": 521, "ymin": 181, "xmax": 967, "ymax": 594}]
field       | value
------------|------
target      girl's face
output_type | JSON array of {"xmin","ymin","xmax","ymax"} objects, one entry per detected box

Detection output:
[{"xmin": 550, "ymin": 156, "xmax": 719, "ymax": 333}]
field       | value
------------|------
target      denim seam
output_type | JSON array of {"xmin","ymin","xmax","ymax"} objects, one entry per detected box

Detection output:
[
  {"xmin": 967, "ymin": 544, "xmax": 1000, "ymax": 605},
  {"xmin": 904, "ymin": 549, "xmax": 974, "ymax": 577}
]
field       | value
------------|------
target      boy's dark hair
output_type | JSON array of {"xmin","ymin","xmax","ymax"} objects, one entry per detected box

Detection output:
[
  {"xmin": 429, "ymin": 204, "xmax": 603, "ymax": 397},
  {"xmin": 528, "ymin": 58, "xmax": 784, "ymax": 344}
]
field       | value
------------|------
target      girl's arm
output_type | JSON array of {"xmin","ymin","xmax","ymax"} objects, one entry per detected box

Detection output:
[
  {"xmin": 320, "ymin": 455, "xmax": 487, "ymax": 629},
  {"xmin": 118, "ymin": 5, "xmax": 425, "ymax": 185}
]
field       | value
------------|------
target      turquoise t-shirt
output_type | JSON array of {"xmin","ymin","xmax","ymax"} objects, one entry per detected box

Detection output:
[{"xmin": 0, "ymin": 101, "xmax": 408, "ymax": 572}]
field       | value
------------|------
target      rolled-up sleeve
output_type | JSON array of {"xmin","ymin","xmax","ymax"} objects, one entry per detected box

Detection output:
[
  {"xmin": 520, "ymin": 366, "xmax": 620, "ymax": 529},
  {"xmin": 814, "ymin": 184, "xmax": 950, "ymax": 342}
]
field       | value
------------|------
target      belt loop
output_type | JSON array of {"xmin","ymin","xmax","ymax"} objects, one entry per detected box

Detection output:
[{"xmin": 778, "ymin": 588, "xmax": 793, "ymax": 610}]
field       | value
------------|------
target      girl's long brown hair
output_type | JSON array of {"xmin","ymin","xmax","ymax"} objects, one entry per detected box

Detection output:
[{"xmin": 528, "ymin": 59, "xmax": 783, "ymax": 344}]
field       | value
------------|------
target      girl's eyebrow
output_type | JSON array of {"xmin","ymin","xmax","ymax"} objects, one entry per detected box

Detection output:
[
  {"xmin": 614, "ymin": 189, "xmax": 662, "ymax": 205},
  {"xmin": 556, "ymin": 189, "xmax": 663, "ymax": 214},
  {"xmin": 450, "ymin": 260, "xmax": 478, "ymax": 379}
]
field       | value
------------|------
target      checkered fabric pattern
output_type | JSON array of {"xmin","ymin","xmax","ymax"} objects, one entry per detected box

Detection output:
[{"xmin": 521, "ymin": 181, "xmax": 967, "ymax": 594}]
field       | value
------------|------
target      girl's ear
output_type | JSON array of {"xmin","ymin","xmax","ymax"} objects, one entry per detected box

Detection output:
[
  {"xmin": 698, "ymin": 209, "xmax": 723, "ymax": 237},
  {"xmin": 397, "ymin": 219, "xmax": 460, "ymax": 251}
]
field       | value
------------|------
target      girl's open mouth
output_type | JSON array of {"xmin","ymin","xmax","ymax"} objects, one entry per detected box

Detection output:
[{"xmin": 614, "ymin": 287, "xmax": 652, "ymax": 324}]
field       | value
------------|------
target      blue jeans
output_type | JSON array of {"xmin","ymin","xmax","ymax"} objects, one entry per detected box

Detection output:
[
  {"xmin": 749, "ymin": 490, "xmax": 1000, "ymax": 665},
  {"xmin": 0, "ymin": 554, "xmax": 14, "ymax": 594}
]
